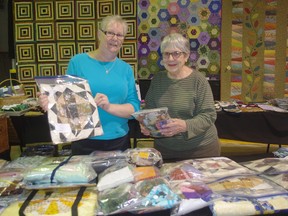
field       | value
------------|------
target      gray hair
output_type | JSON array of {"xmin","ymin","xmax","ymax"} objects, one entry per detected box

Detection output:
[
  {"xmin": 160, "ymin": 33, "xmax": 190, "ymax": 55},
  {"xmin": 101, "ymin": 15, "xmax": 128, "ymax": 35}
]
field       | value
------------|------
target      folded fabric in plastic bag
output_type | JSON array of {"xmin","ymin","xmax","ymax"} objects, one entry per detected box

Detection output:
[
  {"xmin": 210, "ymin": 194, "xmax": 288, "ymax": 216},
  {"xmin": 23, "ymin": 156, "xmax": 97, "ymax": 189},
  {"xmin": 161, "ymin": 157, "xmax": 254, "ymax": 183},
  {"xmin": 97, "ymin": 163, "xmax": 134, "ymax": 191},
  {"xmin": 0, "ymin": 187, "xmax": 98, "ymax": 216},
  {"xmin": 132, "ymin": 107, "xmax": 171, "ymax": 137},
  {"xmin": 208, "ymin": 175, "xmax": 288, "ymax": 198},
  {"xmin": 89, "ymin": 150, "xmax": 126, "ymax": 173},
  {"xmin": 0, "ymin": 169, "xmax": 24, "ymax": 197},
  {"xmin": 98, "ymin": 183, "xmax": 139, "ymax": 215},
  {"xmin": 241, "ymin": 158, "xmax": 288, "ymax": 175},
  {"xmin": 35, "ymin": 75, "xmax": 103, "ymax": 144},
  {"xmin": 170, "ymin": 180, "xmax": 217, "ymax": 216},
  {"xmin": 125, "ymin": 147, "xmax": 163, "ymax": 168}
]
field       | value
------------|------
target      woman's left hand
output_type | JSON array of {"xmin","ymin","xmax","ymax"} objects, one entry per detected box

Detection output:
[
  {"xmin": 160, "ymin": 118, "xmax": 187, "ymax": 137},
  {"xmin": 95, "ymin": 93, "xmax": 110, "ymax": 111}
]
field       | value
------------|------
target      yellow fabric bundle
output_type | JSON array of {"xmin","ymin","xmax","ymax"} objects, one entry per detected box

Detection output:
[{"xmin": 1, "ymin": 187, "xmax": 97, "ymax": 216}]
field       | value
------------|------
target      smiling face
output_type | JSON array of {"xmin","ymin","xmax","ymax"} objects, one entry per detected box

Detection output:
[
  {"xmin": 160, "ymin": 33, "xmax": 191, "ymax": 78},
  {"xmin": 162, "ymin": 46, "xmax": 189, "ymax": 75},
  {"xmin": 98, "ymin": 21, "xmax": 125, "ymax": 56}
]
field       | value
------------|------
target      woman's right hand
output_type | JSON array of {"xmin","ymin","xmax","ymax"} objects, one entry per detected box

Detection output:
[{"xmin": 37, "ymin": 92, "xmax": 49, "ymax": 112}]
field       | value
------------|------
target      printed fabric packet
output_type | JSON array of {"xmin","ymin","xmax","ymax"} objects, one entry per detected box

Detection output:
[
  {"xmin": 132, "ymin": 107, "xmax": 171, "ymax": 137},
  {"xmin": 35, "ymin": 75, "xmax": 103, "ymax": 144}
]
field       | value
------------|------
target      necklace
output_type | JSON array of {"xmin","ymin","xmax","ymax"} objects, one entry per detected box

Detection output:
[{"xmin": 102, "ymin": 59, "xmax": 117, "ymax": 74}]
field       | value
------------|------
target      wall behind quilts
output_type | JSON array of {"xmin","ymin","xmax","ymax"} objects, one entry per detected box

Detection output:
[
  {"xmin": 9, "ymin": 0, "xmax": 288, "ymax": 102},
  {"xmin": 12, "ymin": 0, "xmax": 221, "ymax": 98}
]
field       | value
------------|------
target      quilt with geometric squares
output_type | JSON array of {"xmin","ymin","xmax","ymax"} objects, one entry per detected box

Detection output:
[{"xmin": 35, "ymin": 75, "xmax": 103, "ymax": 144}]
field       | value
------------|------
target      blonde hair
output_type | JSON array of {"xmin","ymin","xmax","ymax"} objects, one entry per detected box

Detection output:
[
  {"xmin": 101, "ymin": 15, "xmax": 128, "ymax": 35},
  {"xmin": 160, "ymin": 33, "xmax": 190, "ymax": 55}
]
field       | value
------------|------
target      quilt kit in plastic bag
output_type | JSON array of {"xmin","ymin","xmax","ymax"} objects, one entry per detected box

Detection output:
[
  {"xmin": 0, "ymin": 187, "xmax": 98, "ymax": 216},
  {"xmin": 132, "ymin": 107, "xmax": 171, "ymax": 137},
  {"xmin": 35, "ymin": 75, "xmax": 103, "ymax": 144}
]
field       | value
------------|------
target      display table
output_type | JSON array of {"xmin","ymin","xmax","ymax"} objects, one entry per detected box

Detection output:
[
  {"xmin": 215, "ymin": 111, "xmax": 288, "ymax": 151},
  {"xmin": 9, "ymin": 113, "xmax": 147, "ymax": 150},
  {"xmin": 9, "ymin": 113, "xmax": 52, "ymax": 152},
  {"xmin": 1, "ymin": 155, "xmax": 288, "ymax": 216},
  {"xmin": 0, "ymin": 114, "xmax": 10, "ymax": 160},
  {"xmin": 8, "ymin": 110, "xmax": 288, "ymax": 152},
  {"xmin": 9, "ymin": 112, "xmax": 150, "ymax": 150},
  {"xmin": 129, "ymin": 110, "xmax": 288, "ymax": 150}
]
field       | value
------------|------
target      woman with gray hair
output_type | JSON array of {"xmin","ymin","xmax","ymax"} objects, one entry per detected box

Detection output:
[
  {"xmin": 141, "ymin": 32, "xmax": 220, "ymax": 160},
  {"xmin": 38, "ymin": 15, "xmax": 140, "ymax": 155}
]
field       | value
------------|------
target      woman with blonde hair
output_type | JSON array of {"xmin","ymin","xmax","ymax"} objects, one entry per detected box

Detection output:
[{"xmin": 38, "ymin": 15, "xmax": 140, "ymax": 155}]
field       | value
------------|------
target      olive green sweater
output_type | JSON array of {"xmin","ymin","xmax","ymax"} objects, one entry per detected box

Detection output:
[{"xmin": 145, "ymin": 70, "xmax": 218, "ymax": 158}]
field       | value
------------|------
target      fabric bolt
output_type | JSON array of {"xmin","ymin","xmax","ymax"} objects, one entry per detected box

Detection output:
[{"xmin": 67, "ymin": 53, "xmax": 140, "ymax": 140}]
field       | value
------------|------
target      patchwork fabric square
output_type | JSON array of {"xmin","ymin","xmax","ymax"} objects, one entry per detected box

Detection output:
[{"xmin": 35, "ymin": 75, "xmax": 103, "ymax": 144}]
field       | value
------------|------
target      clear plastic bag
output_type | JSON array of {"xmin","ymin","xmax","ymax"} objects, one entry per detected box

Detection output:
[
  {"xmin": 125, "ymin": 147, "xmax": 163, "ymax": 168},
  {"xmin": 0, "ymin": 169, "xmax": 24, "ymax": 197},
  {"xmin": 207, "ymin": 175, "xmax": 288, "ymax": 198},
  {"xmin": 98, "ymin": 183, "xmax": 140, "ymax": 215},
  {"xmin": 97, "ymin": 162, "xmax": 135, "ymax": 191},
  {"xmin": 241, "ymin": 158, "xmax": 288, "ymax": 175},
  {"xmin": 132, "ymin": 107, "xmax": 171, "ymax": 137},
  {"xmin": 35, "ymin": 75, "xmax": 103, "ymax": 144},
  {"xmin": 23, "ymin": 156, "xmax": 97, "ymax": 189},
  {"xmin": 170, "ymin": 180, "xmax": 218, "ymax": 216},
  {"xmin": 88, "ymin": 150, "xmax": 126, "ymax": 173}
]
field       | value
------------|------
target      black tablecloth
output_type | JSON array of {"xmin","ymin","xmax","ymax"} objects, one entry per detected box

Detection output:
[
  {"xmin": 10, "ymin": 114, "xmax": 52, "ymax": 148},
  {"xmin": 215, "ymin": 111, "xmax": 288, "ymax": 144},
  {"xmin": 10, "ymin": 110, "xmax": 288, "ymax": 150}
]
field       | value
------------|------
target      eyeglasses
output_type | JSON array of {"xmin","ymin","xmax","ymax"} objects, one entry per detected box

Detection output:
[
  {"xmin": 162, "ymin": 51, "xmax": 185, "ymax": 59},
  {"xmin": 101, "ymin": 29, "xmax": 125, "ymax": 40}
]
